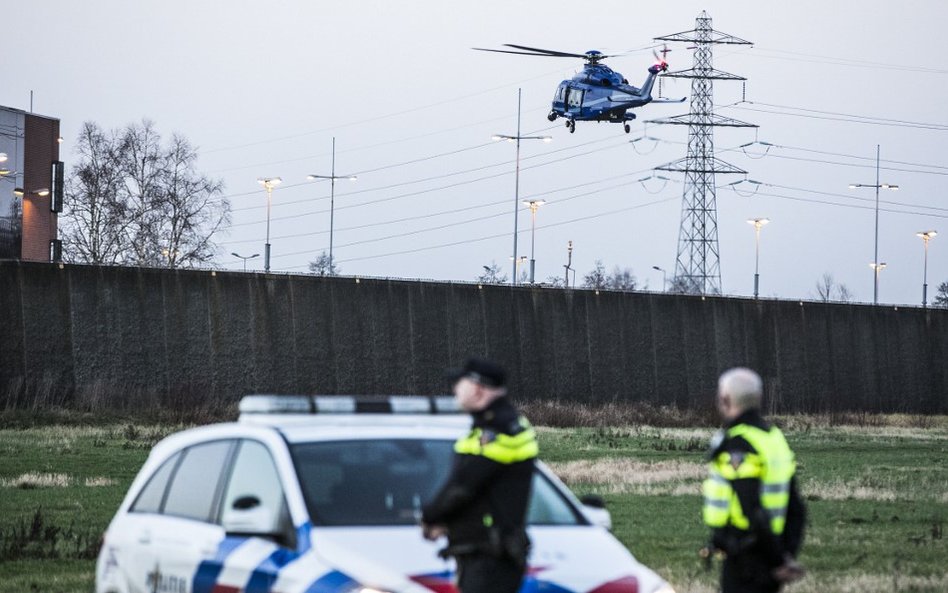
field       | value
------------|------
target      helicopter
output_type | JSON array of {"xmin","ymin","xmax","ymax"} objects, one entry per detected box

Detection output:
[{"xmin": 473, "ymin": 44, "xmax": 685, "ymax": 133}]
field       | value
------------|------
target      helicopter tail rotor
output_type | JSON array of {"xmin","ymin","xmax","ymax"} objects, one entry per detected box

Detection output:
[{"xmin": 651, "ymin": 44, "xmax": 670, "ymax": 72}]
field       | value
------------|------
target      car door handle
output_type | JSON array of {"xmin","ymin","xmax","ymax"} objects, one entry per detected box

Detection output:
[{"xmin": 138, "ymin": 531, "xmax": 151, "ymax": 545}]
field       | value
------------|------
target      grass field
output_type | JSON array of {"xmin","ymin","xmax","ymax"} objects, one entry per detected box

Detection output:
[{"xmin": 0, "ymin": 417, "xmax": 946, "ymax": 593}]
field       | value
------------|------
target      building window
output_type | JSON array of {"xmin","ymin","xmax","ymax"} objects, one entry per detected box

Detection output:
[
  {"xmin": 49, "ymin": 239, "xmax": 62, "ymax": 262},
  {"xmin": 50, "ymin": 161, "xmax": 64, "ymax": 213}
]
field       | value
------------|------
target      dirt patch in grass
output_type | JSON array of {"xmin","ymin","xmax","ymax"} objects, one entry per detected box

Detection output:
[
  {"xmin": 83, "ymin": 477, "xmax": 116, "ymax": 487},
  {"xmin": 1, "ymin": 473, "xmax": 71, "ymax": 489},
  {"xmin": 549, "ymin": 458, "xmax": 706, "ymax": 495}
]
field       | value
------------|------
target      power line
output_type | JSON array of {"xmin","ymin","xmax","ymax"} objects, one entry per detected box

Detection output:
[
  {"xmin": 220, "ymin": 169, "xmax": 648, "ymax": 247},
  {"xmin": 747, "ymin": 47, "xmax": 948, "ymax": 75},
  {"xmin": 288, "ymin": 195, "xmax": 679, "ymax": 269},
  {"xmin": 202, "ymin": 67, "xmax": 575, "ymax": 155},
  {"xmin": 225, "ymin": 137, "xmax": 632, "ymax": 229},
  {"xmin": 227, "ymin": 128, "xmax": 601, "ymax": 215},
  {"xmin": 207, "ymin": 107, "xmax": 551, "ymax": 175},
  {"xmin": 724, "ymin": 102, "xmax": 948, "ymax": 132}
]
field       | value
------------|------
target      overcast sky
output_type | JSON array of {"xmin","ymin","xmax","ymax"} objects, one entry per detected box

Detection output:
[{"xmin": 6, "ymin": 0, "xmax": 948, "ymax": 305}]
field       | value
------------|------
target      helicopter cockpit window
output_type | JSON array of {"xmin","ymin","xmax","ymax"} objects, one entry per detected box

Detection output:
[
  {"xmin": 554, "ymin": 85, "xmax": 566, "ymax": 103},
  {"xmin": 566, "ymin": 88, "xmax": 583, "ymax": 108}
]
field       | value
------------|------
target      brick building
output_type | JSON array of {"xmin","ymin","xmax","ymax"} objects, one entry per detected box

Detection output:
[{"xmin": 0, "ymin": 105, "xmax": 62, "ymax": 262}]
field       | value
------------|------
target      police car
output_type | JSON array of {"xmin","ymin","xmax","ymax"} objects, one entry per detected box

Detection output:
[{"xmin": 96, "ymin": 395, "xmax": 675, "ymax": 593}]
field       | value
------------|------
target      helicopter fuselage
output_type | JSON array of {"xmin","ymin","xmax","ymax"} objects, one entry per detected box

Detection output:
[{"xmin": 549, "ymin": 63, "xmax": 664, "ymax": 132}]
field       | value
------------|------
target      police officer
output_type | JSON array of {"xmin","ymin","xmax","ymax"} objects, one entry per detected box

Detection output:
[
  {"xmin": 421, "ymin": 358, "xmax": 538, "ymax": 593},
  {"xmin": 703, "ymin": 368, "xmax": 807, "ymax": 593}
]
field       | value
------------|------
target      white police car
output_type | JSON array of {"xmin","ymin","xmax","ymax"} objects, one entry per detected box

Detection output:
[{"xmin": 96, "ymin": 396, "xmax": 675, "ymax": 593}]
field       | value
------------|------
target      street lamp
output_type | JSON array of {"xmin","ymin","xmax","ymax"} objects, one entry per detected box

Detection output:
[
  {"xmin": 746, "ymin": 218, "xmax": 770, "ymax": 299},
  {"xmin": 510, "ymin": 255, "xmax": 528, "ymax": 283},
  {"xmin": 307, "ymin": 137, "xmax": 357, "ymax": 275},
  {"xmin": 521, "ymin": 199, "xmax": 546, "ymax": 284},
  {"xmin": 231, "ymin": 251, "xmax": 260, "ymax": 272},
  {"xmin": 917, "ymin": 230, "xmax": 937, "ymax": 307},
  {"xmin": 849, "ymin": 144, "xmax": 899, "ymax": 304},
  {"xmin": 652, "ymin": 266, "xmax": 667, "ymax": 292},
  {"xmin": 256, "ymin": 176, "xmax": 282, "ymax": 272},
  {"xmin": 494, "ymin": 88, "xmax": 553, "ymax": 286},
  {"xmin": 869, "ymin": 262, "xmax": 887, "ymax": 302}
]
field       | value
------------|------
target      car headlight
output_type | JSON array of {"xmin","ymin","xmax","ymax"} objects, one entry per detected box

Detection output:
[{"xmin": 653, "ymin": 584, "xmax": 676, "ymax": 593}]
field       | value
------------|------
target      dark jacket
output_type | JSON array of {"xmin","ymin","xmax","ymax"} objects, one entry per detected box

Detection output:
[
  {"xmin": 711, "ymin": 409, "xmax": 807, "ymax": 566},
  {"xmin": 422, "ymin": 397, "xmax": 537, "ymax": 559}
]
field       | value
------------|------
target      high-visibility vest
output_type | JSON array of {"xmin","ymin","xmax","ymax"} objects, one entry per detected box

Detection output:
[
  {"xmin": 702, "ymin": 423, "xmax": 796, "ymax": 535},
  {"xmin": 454, "ymin": 416, "xmax": 539, "ymax": 465}
]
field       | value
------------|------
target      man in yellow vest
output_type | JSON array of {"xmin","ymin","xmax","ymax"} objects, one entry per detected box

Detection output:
[
  {"xmin": 421, "ymin": 358, "xmax": 538, "ymax": 593},
  {"xmin": 703, "ymin": 368, "xmax": 807, "ymax": 593}
]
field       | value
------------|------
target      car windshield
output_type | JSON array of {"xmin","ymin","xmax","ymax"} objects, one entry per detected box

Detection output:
[{"xmin": 291, "ymin": 439, "xmax": 585, "ymax": 527}]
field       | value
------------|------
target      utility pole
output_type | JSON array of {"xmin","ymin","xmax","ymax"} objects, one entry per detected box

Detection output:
[
  {"xmin": 651, "ymin": 11, "xmax": 755, "ymax": 295},
  {"xmin": 493, "ymin": 89, "xmax": 552, "ymax": 285},
  {"xmin": 849, "ymin": 146, "xmax": 899, "ymax": 304},
  {"xmin": 563, "ymin": 240, "xmax": 573, "ymax": 287},
  {"xmin": 307, "ymin": 138, "xmax": 357, "ymax": 275}
]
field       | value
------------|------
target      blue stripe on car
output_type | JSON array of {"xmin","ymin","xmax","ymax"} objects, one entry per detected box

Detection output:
[
  {"xmin": 302, "ymin": 570, "xmax": 359, "ymax": 593},
  {"xmin": 192, "ymin": 537, "xmax": 245, "ymax": 593}
]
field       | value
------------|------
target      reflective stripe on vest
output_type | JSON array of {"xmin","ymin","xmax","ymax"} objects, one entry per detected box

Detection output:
[
  {"xmin": 702, "ymin": 423, "xmax": 796, "ymax": 535},
  {"xmin": 454, "ymin": 416, "xmax": 539, "ymax": 464}
]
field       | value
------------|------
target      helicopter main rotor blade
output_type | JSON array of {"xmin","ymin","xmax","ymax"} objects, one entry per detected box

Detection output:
[
  {"xmin": 472, "ymin": 47, "xmax": 579, "ymax": 58},
  {"xmin": 503, "ymin": 44, "xmax": 591, "ymax": 59}
]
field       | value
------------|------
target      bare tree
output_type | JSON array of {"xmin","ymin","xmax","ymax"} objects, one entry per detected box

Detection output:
[
  {"xmin": 607, "ymin": 266, "xmax": 637, "ymax": 291},
  {"xmin": 582, "ymin": 260, "xmax": 608, "ymax": 289},
  {"xmin": 157, "ymin": 134, "xmax": 228, "ymax": 268},
  {"xmin": 121, "ymin": 120, "xmax": 166, "ymax": 266},
  {"xmin": 308, "ymin": 251, "xmax": 340, "ymax": 276},
  {"xmin": 933, "ymin": 281, "xmax": 948, "ymax": 308},
  {"xmin": 544, "ymin": 275, "xmax": 566, "ymax": 288},
  {"xmin": 477, "ymin": 261, "xmax": 508, "ymax": 284},
  {"xmin": 61, "ymin": 122, "xmax": 132, "ymax": 264},
  {"xmin": 61, "ymin": 120, "xmax": 228, "ymax": 267},
  {"xmin": 814, "ymin": 273, "xmax": 853, "ymax": 303}
]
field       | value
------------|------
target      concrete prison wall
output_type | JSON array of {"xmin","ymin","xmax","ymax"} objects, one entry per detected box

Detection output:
[{"xmin": 1, "ymin": 261, "xmax": 945, "ymax": 414}]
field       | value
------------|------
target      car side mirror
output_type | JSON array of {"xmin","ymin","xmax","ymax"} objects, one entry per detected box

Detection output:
[
  {"xmin": 580, "ymin": 494, "xmax": 612, "ymax": 531},
  {"xmin": 222, "ymin": 496, "xmax": 277, "ymax": 536}
]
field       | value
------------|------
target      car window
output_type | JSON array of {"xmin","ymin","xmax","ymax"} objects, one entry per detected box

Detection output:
[
  {"xmin": 131, "ymin": 451, "xmax": 181, "ymax": 514},
  {"xmin": 527, "ymin": 472, "xmax": 584, "ymax": 525},
  {"xmin": 221, "ymin": 440, "xmax": 287, "ymax": 533},
  {"xmin": 163, "ymin": 440, "xmax": 233, "ymax": 522},
  {"xmin": 291, "ymin": 439, "xmax": 584, "ymax": 527}
]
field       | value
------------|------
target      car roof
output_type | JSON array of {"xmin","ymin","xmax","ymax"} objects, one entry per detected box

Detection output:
[{"xmin": 249, "ymin": 414, "xmax": 471, "ymax": 444}]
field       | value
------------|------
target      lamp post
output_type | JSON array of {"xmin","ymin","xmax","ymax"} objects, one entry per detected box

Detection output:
[
  {"xmin": 307, "ymin": 137, "xmax": 357, "ymax": 275},
  {"xmin": 869, "ymin": 262, "xmax": 887, "ymax": 301},
  {"xmin": 510, "ymin": 255, "xmax": 527, "ymax": 282},
  {"xmin": 256, "ymin": 177, "xmax": 282, "ymax": 272},
  {"xmin": 917, "ymin": 230, "xmax": 937, "ymax": 307},
  {"xmin": 493, "ymin": 88, "xmax": 552, "ymax": 285},
  {"xmin": 521, "ymin": 199, "xmax": 546, "ymax": 284},
  {"xmin": 652, "ymin": 266, "xmax": 666, "ymax": 292},
  {"xmin": 231, "ymin": 252, "xmax": 260, "ymax": 272},
  {"xmin": 746, "ymin": 218, "xmax": 770, "ymax": 299},
  {"xmin": 849, "ymin": 145, "xmax": 899, "ymax": 305}
]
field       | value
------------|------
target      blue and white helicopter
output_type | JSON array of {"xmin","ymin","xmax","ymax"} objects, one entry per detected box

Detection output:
[{"xmin": 474, "ymin": 44, "xmax": 685, "ymax": 133}]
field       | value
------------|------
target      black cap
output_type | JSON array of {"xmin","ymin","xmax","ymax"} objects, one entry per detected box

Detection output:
[{"xmin": 445, "ymin": 357, "xmax": 507, "ymax": 388}]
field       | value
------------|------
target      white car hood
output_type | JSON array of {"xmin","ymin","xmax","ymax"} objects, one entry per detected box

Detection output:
[{"xmin": 312, "ymin": 525, "xmax": 667, "ymax": 593}]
